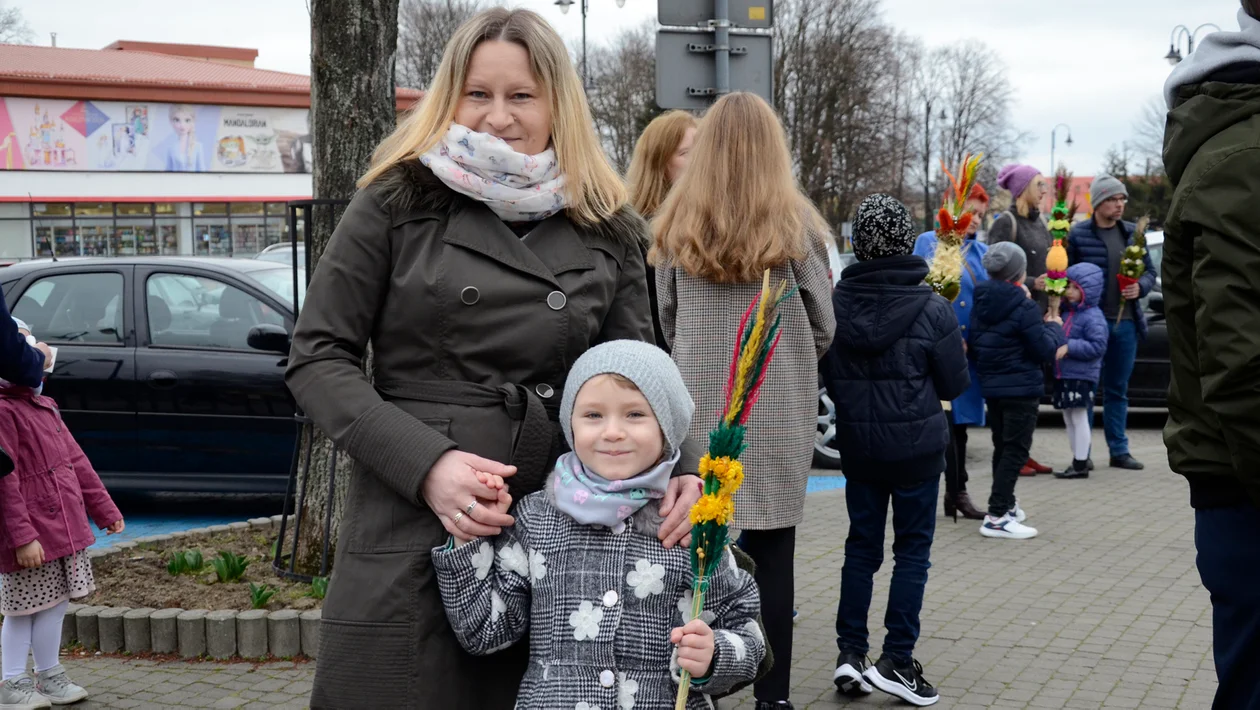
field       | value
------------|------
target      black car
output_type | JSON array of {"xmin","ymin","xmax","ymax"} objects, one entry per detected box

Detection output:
[{"xmin": 1, "ymin": 257, "xmax": 302, "ymax": 493}]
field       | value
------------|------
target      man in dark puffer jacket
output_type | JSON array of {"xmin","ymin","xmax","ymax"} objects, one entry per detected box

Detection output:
[
  {"xmin": 822, "ymin": 194, "xmax": 968, "ymax": 708},
  {"xmin": 969, "ymin": 242, "xmax": 1065, "ymax": 540}
]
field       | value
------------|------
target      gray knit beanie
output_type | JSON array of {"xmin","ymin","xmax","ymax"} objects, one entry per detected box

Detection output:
[
  {"xmin": 982, "ymin": 241, "xmax": 1028, "ymax": 283},
  {"xmin": 560, "ymin": 340, "xmax": 695, "ymax": 459},
  {"xmin": 1090, "ymin": 174, "xmax": 1128, "ymax": 210}
]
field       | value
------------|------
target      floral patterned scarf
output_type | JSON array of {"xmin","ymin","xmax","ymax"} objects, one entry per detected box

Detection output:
[
  {"xmin": 420, "ymin": 123, "xmax": 568, "ymax": 223},
  {"xmin": 548, "ymin": 451, "xmax": 677, "ymax": 529}
]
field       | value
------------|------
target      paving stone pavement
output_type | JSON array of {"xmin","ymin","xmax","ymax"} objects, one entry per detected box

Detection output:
[{"xmin": 55, "ymin": 417, "xmax": 1214, "ymax": 709}]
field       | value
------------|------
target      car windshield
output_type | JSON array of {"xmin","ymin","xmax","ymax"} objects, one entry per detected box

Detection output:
[
  {"xmin": 246, "ymin": 266, "xmax": 306, "ymax": 309},
  {"xmin": 1146, "ymin": 243, "xmax": 1163, "ymax": 276}
]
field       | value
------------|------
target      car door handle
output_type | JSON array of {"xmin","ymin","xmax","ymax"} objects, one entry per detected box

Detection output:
[{"xmin": 147, "ymin": 370, "xmax": 178, "ymax": 389}]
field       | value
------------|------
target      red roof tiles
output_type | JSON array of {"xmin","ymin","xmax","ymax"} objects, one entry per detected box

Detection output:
[{"xmin": 0, "ymin": 43, "xmax": 422, "ymax": 110}]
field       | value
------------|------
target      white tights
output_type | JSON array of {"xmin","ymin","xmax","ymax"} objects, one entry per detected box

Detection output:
[
  {"xmin": 1, "ymin": 600, "xmax": 67, "ymax": 680},
  {"xmin": 1062, "ymin": 407, "xmax": 1092, "ymax": 462}
]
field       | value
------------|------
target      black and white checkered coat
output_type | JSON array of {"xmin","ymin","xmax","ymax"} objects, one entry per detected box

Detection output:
[
  {"xmin": 433, "ymin": 491, "xmax": 764, "ymax": 710},
  {"xmin": 656, "ymin": 233, "xmax": 837, "ymax": 529}
]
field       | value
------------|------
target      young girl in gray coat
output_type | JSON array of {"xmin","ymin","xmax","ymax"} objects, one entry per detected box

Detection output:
[{"xmin": 433, "ymin": 340, "xmax": 765, "ymax": 709}]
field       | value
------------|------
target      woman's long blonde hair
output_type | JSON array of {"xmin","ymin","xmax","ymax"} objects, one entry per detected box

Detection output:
[
  {"xmin": 626, "ymin": 111, "xmax": 697, "ymax": 219},
  {"xmin": 651, "ymin": 92, "xmax": 826, "ymax": 283},
  {"xmin": 358, "ymin": 8, "xmax": 626, "ymax": 226}
]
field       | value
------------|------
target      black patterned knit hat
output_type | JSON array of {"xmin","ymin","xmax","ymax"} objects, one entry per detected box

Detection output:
[{"xmin": 852, "ymin": 193, "xmax": 916, "ymax": 262}]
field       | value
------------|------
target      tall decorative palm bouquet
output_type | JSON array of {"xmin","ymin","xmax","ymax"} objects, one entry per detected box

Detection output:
[
  {"xmin": 1045, "ymin": 166, "xmax": 1078, "ymax": 315},
  {"xmin": 1117, "ymin": 216, "xmax": 1150, "ymax": 324},
  {"xmin": 675, "ymin": 270, "xmax": 791, "ymax": 710},
  {"xmin": 926, "ymin": 153, "xmax": 985, "ymax": 302}
]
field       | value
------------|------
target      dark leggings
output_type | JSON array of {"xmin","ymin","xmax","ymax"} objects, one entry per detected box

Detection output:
[
  {"xmin": 944, "ymin": 411, "xmax": 970, "ymax": 495},
  {"xmin": 740, "ymin": 527, "xmax": 796, "ymax": 703}
]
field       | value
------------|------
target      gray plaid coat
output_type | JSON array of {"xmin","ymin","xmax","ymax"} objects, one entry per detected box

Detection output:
[
  {"xmin": 433, "ymin": 491, "xmax": 765, "ymax": 709},
  {"xmin": 657, "ymin": 233, "xmax": 837, "ymax": 529}
]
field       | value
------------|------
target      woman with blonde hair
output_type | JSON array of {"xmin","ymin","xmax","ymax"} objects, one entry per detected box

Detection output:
[
  {"xmin": 626, "ymin": 109, "xmax": 697, "ymax": 350},
  {"xmin": 653, "ymin": 91, "xmax": 837, "ymax": 710},
  {"xmin": 287, "ymin": 8, "xmax": 702, "ymax": 708}
]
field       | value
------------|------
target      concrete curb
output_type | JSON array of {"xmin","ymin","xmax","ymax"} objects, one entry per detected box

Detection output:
[{"xmin": 54, "ymin": 515, "xmax": 316, "ymax": 661}]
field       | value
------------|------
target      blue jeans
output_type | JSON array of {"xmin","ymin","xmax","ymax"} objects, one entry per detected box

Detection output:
[
  {"xmin": 836, "ymin": 477, "xmax": 938, "ymax": 663},
  {"xmin": 1195, "ymin": 504, "xmax": 1260, "ymax": 709},
  {"xmin": 1101, "ymin": 319, "xmax": 1138, "ymax": 457}
]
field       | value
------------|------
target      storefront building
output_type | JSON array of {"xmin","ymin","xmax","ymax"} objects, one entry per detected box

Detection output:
[{"xmin": 0, "ymin": 41, "xmax": 421, "ymax": 262}]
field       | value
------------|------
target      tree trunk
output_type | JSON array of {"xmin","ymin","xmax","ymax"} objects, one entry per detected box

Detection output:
[{"xmin": 290, "ymin": 0, "xmax": 399, "ymax": 577}]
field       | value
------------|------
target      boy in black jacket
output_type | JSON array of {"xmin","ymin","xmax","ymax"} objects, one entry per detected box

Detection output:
[
  {"xmin": 968, "ymin": 242, "xmax": 1065, "ymax": 540},
  {"xmin": 822, "ymin": 194, "xmax": 969, "ymax": 708}
]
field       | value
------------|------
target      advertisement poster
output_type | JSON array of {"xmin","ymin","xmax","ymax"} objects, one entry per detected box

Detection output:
[{"xmin": 0, "ymin": 98, "xmax": 312, "ymax": 173}]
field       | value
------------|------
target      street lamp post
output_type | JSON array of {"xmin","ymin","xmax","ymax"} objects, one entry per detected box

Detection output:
[
  {"xmin": 555, "ymin": 0, "xmax": 627, "ymax": 89},
  {"xmin": 1050, "ymin": 123, "xmax": 1073, "ymax": 174},
  {"xmin": 1164, "ymin": 23, "xmax": 1222, "ymax": 65},
  {"xmin": 923, "ymin": 99, "xmax": 946, "ymax": 232}
]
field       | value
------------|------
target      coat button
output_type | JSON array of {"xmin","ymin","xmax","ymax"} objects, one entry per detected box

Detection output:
[
  {"xmin": 599, "ymin": 669, "xmax": 615, "ymax": 688},
  {"xmin": 603, "ymin": 590, "xmax": 619, "ymax": 607},
  {"xmin": 959, "ymin": 301, "xmax": 966, "ymax": 307},
  {"xmin": 961, "ymin": 324, "xmax": 967, "ymax": 331},
  {"xmin": 536, "ymin": 384, "xmax": 554, "ymax": 399},
  {"xmin": 460, "ymin": 286, "xmax": 480, "ymax": 305},
  {"xmin": 547, "ymin": 291, "xmax": 567, "ymax": 310}
]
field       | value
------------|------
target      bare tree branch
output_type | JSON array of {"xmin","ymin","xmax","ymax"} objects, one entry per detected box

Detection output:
[
  {"xmin": 584, "ymin": 22, "xmax": 659, "ymax": 172},
  {"xmin": 396, "ymin": 0, "xmax": 483, "ymax": 88},
  {"xmin": 0, "ymin": 3, "xmax": 34, "ymax": 44}
]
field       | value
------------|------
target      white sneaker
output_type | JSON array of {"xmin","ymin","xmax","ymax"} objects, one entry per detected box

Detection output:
[
  {"xmin": 980, "ymin": 513, "xmax": 1038, "ymax": 539},
  {"xmin": 35, "ymin": 665, "xmax": 88, "ymax": 705},
  {"xmin": 1009, "ymin": 500, "xmax": 1027, "ymax": 522},
  {"xmin": 0, "ymin": 675, "xmax": 52, "ymax": 710}
]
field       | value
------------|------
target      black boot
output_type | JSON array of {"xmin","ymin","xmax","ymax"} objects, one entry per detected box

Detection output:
[
  {"xmin": 1055, "ymin": 459, "xmax": 1090, "ymax": 479},
  {"xmin": 1110, "ymin": 454, "xmax": 1145, "ymax": 470}
]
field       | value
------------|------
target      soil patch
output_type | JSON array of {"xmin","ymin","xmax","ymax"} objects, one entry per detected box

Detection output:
[{"xmin": 90, "ymin": 528, "xmax": 324, "ymax": 612}]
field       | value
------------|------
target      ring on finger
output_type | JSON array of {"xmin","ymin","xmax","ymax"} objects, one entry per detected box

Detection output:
[
  {"xmin": 453, "ymin": 511, "xmax": 465, "ymax": 525},
  {"xmin": 465, "ymin": 500, "xmax": 478, "ymax": 515}
]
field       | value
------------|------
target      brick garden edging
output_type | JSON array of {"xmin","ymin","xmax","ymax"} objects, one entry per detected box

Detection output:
[{"xmin": 63, "ymin": 514, "xmax": 322, "ymax": 660}]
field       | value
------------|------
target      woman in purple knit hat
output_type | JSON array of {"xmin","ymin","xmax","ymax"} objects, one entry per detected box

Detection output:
[{"xmin": 987, "ymin": 164, "xmax": 1056, "ymax": 476}]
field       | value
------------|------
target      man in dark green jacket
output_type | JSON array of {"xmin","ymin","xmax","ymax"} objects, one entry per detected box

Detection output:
[{"xmin": 1163, "ymin": 2, "xmax": 1260, "ymax": 707}]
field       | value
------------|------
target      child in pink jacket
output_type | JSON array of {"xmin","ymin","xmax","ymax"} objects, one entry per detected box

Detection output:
[{"xmin": 0, "ymin": 322, "xmax": 124, "ymax": 709}]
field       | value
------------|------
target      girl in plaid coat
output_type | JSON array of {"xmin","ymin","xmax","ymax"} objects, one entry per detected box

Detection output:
[{"xmin": 434, "ymin": 341, "xmax": 764, "ymax": 709}]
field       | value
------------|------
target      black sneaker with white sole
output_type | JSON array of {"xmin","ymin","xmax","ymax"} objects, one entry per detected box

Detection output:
[
  {"xmin": 863, "ymin": 655, "xmax": 939, "ymax": 706},
  {"xmin": 832, "ymin": 651, "xmax": 873, "ymax": 695}
]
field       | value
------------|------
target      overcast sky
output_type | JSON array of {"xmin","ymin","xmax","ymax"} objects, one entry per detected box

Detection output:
[{"xmin": 14, "ymin": 0, "xmax": 1245, "ymax": 177}]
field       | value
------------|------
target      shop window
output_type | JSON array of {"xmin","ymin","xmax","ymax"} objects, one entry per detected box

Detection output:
[
  {"xmin": 230, "ymin": 202, "xmax": 265, "ymax": 216},
  {"xmin": 33, "ymin": 203, "xmax": 71, "ymax": 217},
  {"xmin": 192, "ymin": 221, "xmax": 231, "ymax": 257},
  {"xmin": 117, "ymin": 221, "xmax": 156, "ymax": 256},
  {"xmin": 155, "ymin": 203, "xmax": 178, "ymax": 215},
  {"xmin": 77, "ymin": 220, "xmax": 113, "ymax": 257},
  {"xmin": 12, "ymin": 272, "xmax": 124, "ymax": 344},
  {"xmin": 116, "ymin": 203, "xmax": 153, "ymax": 217},
  {"xmin": 194, "ymin": 202, "xmax": 228, "ymax": 216},
  {"xmin": 74, "ymin": 203, "xmax": 112, "ymax": 217},
  {"xmin": 266, "ymin": 202, "xmax": 287, "ymax": 216},
  {"xmin": 147, "ymin": 273, "xmax": 281, "ymax": 350},
  {"xmin": 35, "ymin": 224, "xmax": 79, "ymax": 258}
]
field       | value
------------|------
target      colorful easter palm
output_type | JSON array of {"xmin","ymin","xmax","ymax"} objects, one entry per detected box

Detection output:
[
  {"xmin": 1045, "ymin": 165, "xmax": 1078, "ymax": 312},
  {"xmin": 926, "ymin": 153, "xmax": 984, "ymax": 302},
  {"xmin": 675, "ymin": 270, "xmax": 791, "ymax": 709}
]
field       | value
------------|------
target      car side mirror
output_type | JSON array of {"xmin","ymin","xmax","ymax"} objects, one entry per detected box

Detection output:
[
  {"xmin": 1147, "ymin": 292, "xmax": 1164, "ymax": 321},
  {"xmin": 247, "ymin": 323, "xmax": 291, "ymax": 353}
]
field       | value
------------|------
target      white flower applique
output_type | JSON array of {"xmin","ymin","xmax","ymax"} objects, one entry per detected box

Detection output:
[
  {"xmin": 575, "ymin": 703, "xmax": 601, "ymax": 710},
  {"xmin": 617, "ymin": 672, "xmax": 639, "ymax": 709},
  {"xmin": 490, "ymin": 590, "xmax": 506, "ymax": 623},
  {"xmin": 625, "ymin": 559, "xmax": 665, "ymax": 599},
  {"xmin": 569, "ymin": 600, "xmax": 604, "ymax": 641},
  {"xmin": 718, "ymin": 629, "xmax": 747, "ymax": 662},
  {"xmin": 471, "ymin": 542, "xmax": 494, "ymax": 580},
  {"xmin": 677, "ymin": 590, "xmax": 716, "ymax": 625},
  {"xmin": 743, "ymin": 619, "xmax": 765, "ymax": 645},
  {"xmin": 498, "ymin": 542, "xmax": 530, "ymax": 578},
  {"xmin": 529, "ymin": 549, "xmax": 548, "ymax": 582}
]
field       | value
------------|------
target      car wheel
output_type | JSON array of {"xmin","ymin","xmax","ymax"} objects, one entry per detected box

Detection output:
[{"xmin": 813, "ymin": 387, "xmax": 843, "ymax": 470}]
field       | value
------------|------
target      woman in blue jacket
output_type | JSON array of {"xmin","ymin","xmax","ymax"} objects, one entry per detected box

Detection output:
[{"xmin": 912, "ymin": 183, "xmax": 989, "ymax": 520}]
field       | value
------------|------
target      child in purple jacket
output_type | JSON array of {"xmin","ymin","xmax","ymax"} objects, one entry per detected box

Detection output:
[
  {"xmin": 1051, "ymin": 262, "xmax": 1110, "ymax": 480},
  {"xmin": 0, "ymin": 340, "xmax": 125, "ymax": 709}
]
